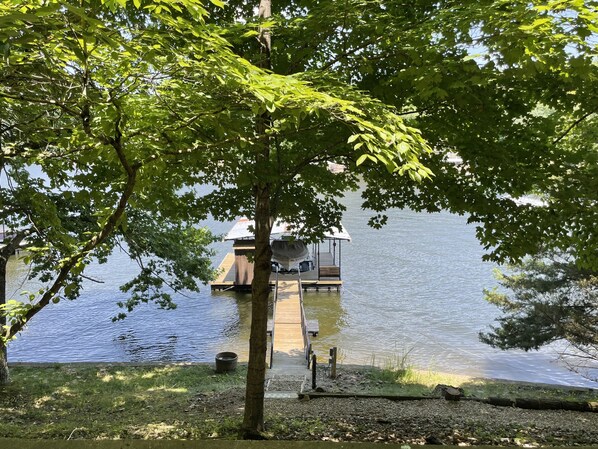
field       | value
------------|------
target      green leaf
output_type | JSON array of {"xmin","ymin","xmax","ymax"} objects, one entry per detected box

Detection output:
[
  {"xmin": 356, "ymin": 153, "xmax": 368, "ymax": 166},
  {"xmin": 64, "ymin": 283, "xmax": 76, "ymax": 297},
  {"xmin": 519, "ymin": 17, "xmax": 552, "ymax": 31}
]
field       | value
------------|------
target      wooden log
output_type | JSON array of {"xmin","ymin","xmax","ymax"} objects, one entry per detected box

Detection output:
[
  {"xmin": 483, "ymin": 397, "xmax": 598, "ymax": 412},
  {"xmin": 483, "ymin": 397, "xmax": 514, "ymax": 408},
  {"xmin": 297, "ymin": 392, "xmax": 598, "ymax": 413},
  {"xmin": 298, "ymin": 392, "xmax": 433, "ymax": 401}
]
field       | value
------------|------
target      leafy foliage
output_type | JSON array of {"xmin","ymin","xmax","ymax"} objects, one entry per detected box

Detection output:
[
  {"xmin": 203, "ymin": 1, "xmax": 598, "ymax": 430},
  {"xmin": 481, "ymin": 251, "xmax": 598, "ymax": 380},
  {"xmin": 210, "ymin": 0, "xmax": 597, "ymax": 270},
  {"xmin": 0, "ymin": 0, "xmax": 432, "ymax": 354},
  {"xmin": 0, "ymin": 0, "xmax": 236, "ymax": 343},
  {"xmin": 1, "ymin": 0, "xmax": 596, "ymax": 427},
  {"xmin": 115, "ymin": 211, "xmax": 216, "ymax": 320}
]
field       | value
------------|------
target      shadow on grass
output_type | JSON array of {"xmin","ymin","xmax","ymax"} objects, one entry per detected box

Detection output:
[{"xmin": 0, "ymin": 364, "xmax": 246, "ymax": 439}]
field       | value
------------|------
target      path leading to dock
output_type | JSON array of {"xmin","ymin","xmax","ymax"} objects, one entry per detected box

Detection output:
[
  {"xmin": 266, "ymin": 279, "xmax": 311, "ymax": 397},
  {"xmin": 271, "ymin": 280, "xmax": 307, "ymax": 370}
]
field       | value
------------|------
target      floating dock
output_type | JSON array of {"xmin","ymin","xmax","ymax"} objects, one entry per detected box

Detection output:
[
  {"xmin": 211, "ymin": 218, "xmax": 346, "ymax": 378},
  {"xmin": 210, "ymin": 250, "xmax": 343, "ymax": 291},
  {"xmin": 210, "ymin": 218, "xmax": 349, "ymax": 292}
]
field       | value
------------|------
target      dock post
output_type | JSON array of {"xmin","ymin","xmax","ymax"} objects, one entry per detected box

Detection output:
[
  {"xmin": 311, "ymin": 353, "xmax": 317, "ymax": 389},
  {"xmin": 329, "ymin": 347, "xmax": 337, "ymax": 379}
]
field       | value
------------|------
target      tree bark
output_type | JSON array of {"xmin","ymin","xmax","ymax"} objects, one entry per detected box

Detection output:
[
  {"xmin": 0, "ymin": 256, "xmax": 9, "ymax": 385},
  {"xmin": 0, "ymin": 342, "xmax": 8, "ymax": 386},
  {"xmin": 0, "ymin": 232, "xmax": 26, "ymax": 385},
  {"xmin": 241, "ymin": 183, "xmax": 272, "ymax": 437},
  {"xmin": 241, "ymin": 0, "xmax": 272, "ymax": 438}
]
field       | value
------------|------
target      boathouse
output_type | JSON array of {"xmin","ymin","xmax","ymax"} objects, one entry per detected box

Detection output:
[{"xmin": 210, "ymin": 218, "xmax": 351, "ymax": 291}]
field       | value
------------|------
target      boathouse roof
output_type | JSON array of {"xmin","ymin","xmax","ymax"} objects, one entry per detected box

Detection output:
[{"xmin": 224, "ymin": 217, "xmax": 351, "ymax": 242}]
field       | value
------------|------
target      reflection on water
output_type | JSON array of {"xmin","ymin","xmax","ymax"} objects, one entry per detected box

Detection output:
[
  {"xmin": 115, "ymin": 332, "xmax": 179, "ymax": 363},
  {"xmin": 303, "ymin": 290, "xmax": 346, "ymax": 357},
  {"xmin": 5, "ymin": 189, "xmax": 597, "ymax": 387}
]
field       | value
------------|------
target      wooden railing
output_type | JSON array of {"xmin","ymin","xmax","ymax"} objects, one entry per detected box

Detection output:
[
  {"xmin": 269, "ymin": 268, "xmax": 279, "ymax": 369},
  {"xmin": 297, "ymin": 271, "xmax": 311, "ymax": 367}
]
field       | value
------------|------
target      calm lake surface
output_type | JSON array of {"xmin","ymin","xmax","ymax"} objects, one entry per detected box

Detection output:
[{"xmin": 7, "ymin": 188, "xmax": 595, "ymax": 386}]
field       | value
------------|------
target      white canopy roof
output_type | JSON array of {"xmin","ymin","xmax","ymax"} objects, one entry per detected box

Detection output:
[{"xmin": 224, "ymin": 217, "xmax": 351, "ymax": 242}]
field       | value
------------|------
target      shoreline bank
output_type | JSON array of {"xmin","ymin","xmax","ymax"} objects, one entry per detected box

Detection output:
[{"xmin": 8, "ymin": 361, "xmax": 597, "ymax": 392}]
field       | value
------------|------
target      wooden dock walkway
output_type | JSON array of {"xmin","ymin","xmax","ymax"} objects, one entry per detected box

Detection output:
[
  {"xmin": 270, "ymin": 280, "xmax": 309, "ymax": 369},
  {"xmin": 212, "ymin": 253, "xmax": 235, "ymax": 288},
  {"xmin": 266, "ymin": 278, "xmax": 323, "ymax": 394}
]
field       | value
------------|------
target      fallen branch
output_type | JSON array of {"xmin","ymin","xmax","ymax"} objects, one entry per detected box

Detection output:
[
  {"xmin": 479, "ymin": 396, "xmax": 598, "ymax": 413},
  {"xmin": 298, "ymin": 392, "xmax": 598, "ymax": 413}
]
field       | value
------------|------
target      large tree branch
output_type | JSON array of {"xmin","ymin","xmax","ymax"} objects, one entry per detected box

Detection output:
[
  {"xmin": 6, "ymin": 160, "xmax": 137, "ymax": 340},
  {"xmin": 552, "ymin": 107, "xmax": 598, "ymax": 145},
  {"xmin": 5, "ymin": 96, "xmax": 139, "ymax": 339},
  {"xmin": 0, "ymin": 231, "xmax": 29, "ymax": 263},
  {"xmin": 2, "ymin": 230, "xmax": 32, "ymax": 345},
  {"xmin": 0, "ymin": 92, "xmax": 80, "ymax": 117}
]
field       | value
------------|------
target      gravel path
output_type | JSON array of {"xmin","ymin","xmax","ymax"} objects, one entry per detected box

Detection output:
[
  {"xmin": 197, "ymin": 366, "xmax": 598, "ymax": 446},
  {"xmin": 199, "ymin": 388, "xmax": 598, "ymax": 445},
  {"xmin": 265, "ymin": 395, "xmax": 598, "ymax": 445}
]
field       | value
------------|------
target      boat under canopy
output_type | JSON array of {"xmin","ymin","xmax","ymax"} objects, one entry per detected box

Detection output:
[
  {"xmin": 212, "ymin": 217, "xmax": 350, "ymax": 291},
  {"xmin": 271, "ymin": 239, "xmax": 311, "ymax": 272}
]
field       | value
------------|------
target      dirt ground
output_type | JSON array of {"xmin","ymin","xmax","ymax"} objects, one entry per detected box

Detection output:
[{"xmin": 193, "ymin": 367, "xmax": 598, "ymax": 446}]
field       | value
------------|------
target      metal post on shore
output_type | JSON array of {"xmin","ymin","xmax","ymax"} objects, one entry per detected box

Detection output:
[{"xmin": 311, "ymin": 353, "xmax": 317, "ymax": 390}]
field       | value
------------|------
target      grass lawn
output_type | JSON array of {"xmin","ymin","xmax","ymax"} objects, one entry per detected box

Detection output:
[
  {"xmin": 367, "ymin": 364, "xmax": 598, "ymax": 401},
  {"xmin": 1, "ymin": 364, "xmax": 246, "ymax": 439}
]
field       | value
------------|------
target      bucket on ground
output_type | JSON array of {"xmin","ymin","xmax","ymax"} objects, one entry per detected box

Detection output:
[{"xmin": 215, "ymin": 351, "xmax": 238, "ymax": 373}]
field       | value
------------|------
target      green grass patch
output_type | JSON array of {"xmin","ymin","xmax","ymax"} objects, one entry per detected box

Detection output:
[
  {"xmin": 0, "ymin": 364, "xmax": 246, "ymax": 440},
  {"xmin": 366, "ymin": 362, "xmax": 598, "ymax": 402}
]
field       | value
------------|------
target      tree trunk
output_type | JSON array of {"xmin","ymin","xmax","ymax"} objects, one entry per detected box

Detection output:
[
  {"xmin": 241, "ymin": 183, "xmax": 272, "ymax": 437},
  {"xmin": 242, "ymin": 0, "xmax": 272, "ymax": 437},
  {"xmin": 0, "ymin": 342, "xmax": 8, "ymax": 386},
  {"xmin": 0, "ymin": 235, "xmax": 19, "ymax": 386},
  {"xmin": 1, "ymin": 252, "xmax": 10, "ymax": 385}
]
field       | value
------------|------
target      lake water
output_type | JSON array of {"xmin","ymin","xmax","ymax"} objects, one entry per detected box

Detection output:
[{"xmin": 6, "ymin": 188, "xmax": 596, "ymax": 387}]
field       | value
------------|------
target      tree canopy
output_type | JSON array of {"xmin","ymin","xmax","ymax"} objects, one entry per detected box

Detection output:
[
  {"xmin": 210, "ymin": 0, "xmax": 597, "ymax": 269},
  {"xmin": 203, "ymin": 0, "xmax": 598, "ymax": 432},
  {"xmin": 0, "ymin": 0, "xmax": 431, "ymax": 395}
]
